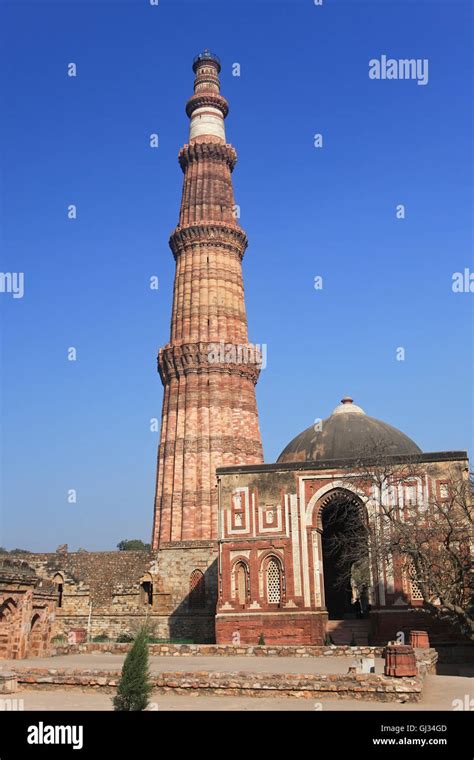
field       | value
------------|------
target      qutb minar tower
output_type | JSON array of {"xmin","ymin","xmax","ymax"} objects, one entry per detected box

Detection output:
[{"xmin": 152, "ymin": 52, "xmax": 263, "ymax": 634}]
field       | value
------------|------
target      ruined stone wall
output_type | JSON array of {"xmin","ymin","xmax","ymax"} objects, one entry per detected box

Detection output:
[
  {"xmin": 0, "ymin": 559, "xmax": 56, "ymax": 659},
  {"xmin": 21, "ymin": 550, "xmax": 159, "ymax": 640},
  {"xmin": 20, "ymin": 546, "xmax": 218, "ymax": 643}
]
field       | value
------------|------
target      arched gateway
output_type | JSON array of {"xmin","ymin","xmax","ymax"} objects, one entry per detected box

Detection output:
[{"xmin": 315, "ymin": 488, "xmax": 370, "ymax": 620}]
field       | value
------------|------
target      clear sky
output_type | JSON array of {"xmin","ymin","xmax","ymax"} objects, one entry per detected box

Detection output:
[{"xmin": 0, "ymin": 0, "xmax": 472, "ymax": 551}]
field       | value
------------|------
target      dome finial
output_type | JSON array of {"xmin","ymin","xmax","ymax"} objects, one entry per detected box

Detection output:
[{"xmin": 332, "ymin": 397, "xmax": 365, "ymax": 416}]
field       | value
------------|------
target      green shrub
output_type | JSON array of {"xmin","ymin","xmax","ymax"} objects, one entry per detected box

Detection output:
[
  {"xmin": 116, "ymin": 633, "xmax": 134, "ymax": 643},
  {"xmin": 51, "ymin": 634, "xmax": 66, "ymax": 644},
  {"xmin": 146, "ymin": 636, "xmax": 194, "ymax": 644},
  {"xmin": 258, "ymin": 633, "xmax": 265, "ymax": 646},
  {"xmin": 92, "ymin": 634, "xmax": 109, "ymax": 642},
  {"xmin": 113, "ymin": 627, "xmax": 153, "ymax": 711}
]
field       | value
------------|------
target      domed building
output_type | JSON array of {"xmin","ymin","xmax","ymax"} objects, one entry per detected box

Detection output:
[{"xmin": 216, "ymin": 397, "xmax": 469, "ymax": 646}]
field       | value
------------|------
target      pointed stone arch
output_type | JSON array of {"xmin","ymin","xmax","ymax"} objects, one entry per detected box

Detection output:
[
  {"xmin": 306, "ymin": 482, "xmax": 369, "ymax": 529},
  {"xmin": 0, "ymin": 597, "xmax": 18, "ymax": 620},
  {"xmin": 139, "ymin": 572, "xmax": 154, "ymax": 606},
  {"xmin": 52, "ymin": 573, "xmax": 65, "ymax": 608},
  {"xmin": 231, "ymin": 560, "xmax": 250, "ymax": 606},
  {"xmin": 189, "ymin": 569, "xmax": 206, "ymax": 609},
  {"xmin": 318, "ymin": 487, "xmax": 368, "ymax": 530},
  {"xmin": 26, "ymin": 611, "xmax": 45, "ymax": 657}
]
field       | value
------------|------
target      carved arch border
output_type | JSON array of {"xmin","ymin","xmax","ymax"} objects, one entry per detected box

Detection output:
[{"xmin": 305, "ymin": 480, "xmax": 372, "ymax": 531}]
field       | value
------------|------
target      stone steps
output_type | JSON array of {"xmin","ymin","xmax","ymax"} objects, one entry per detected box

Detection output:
[{"xmin": 326, "ymin": 620, "xmax": 370, "ymax": 645}]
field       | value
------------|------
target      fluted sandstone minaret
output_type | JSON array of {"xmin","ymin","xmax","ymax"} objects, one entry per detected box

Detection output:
[{"xmin": 152, "ymin": 51, "xmax": 263, "ymax": 549}]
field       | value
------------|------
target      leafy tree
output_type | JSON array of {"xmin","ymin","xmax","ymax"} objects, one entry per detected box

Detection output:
[
  {"xmin": 117, "ymin": 539, "xmax": 151, "ymax": 552},
  {"xmin": 113, "ymin": 628, "xmax": 153, "ymax": 711},
  {"xmin": 331, "ymin": 449, "xmax": 474, "ymax": 640}
]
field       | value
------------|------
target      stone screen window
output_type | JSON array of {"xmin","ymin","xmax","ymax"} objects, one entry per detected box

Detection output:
[
  {"xmin": 406, "ymin": 559, "xmax": 424, "ymax": 602},
  {"xmin": 189, "ymin": 569, "xmax": 206, "ymax": 609},
  {"xmin": 266, "ymin": 558, "xmax": 282, "ymax": 605}
]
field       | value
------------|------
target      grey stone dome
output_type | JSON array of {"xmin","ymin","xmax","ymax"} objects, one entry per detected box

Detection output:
[{"xmin": 277, "ymin": 397, "xmax": 422, "ymax": 464}]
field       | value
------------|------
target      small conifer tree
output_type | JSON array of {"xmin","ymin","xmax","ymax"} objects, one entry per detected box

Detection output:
[{"xmin": 113, "ymin": 627, "xmax": 153, "ymax": 711}]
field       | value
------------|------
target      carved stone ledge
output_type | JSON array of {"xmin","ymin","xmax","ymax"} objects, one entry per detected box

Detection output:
[
  {"xmin": 158, "ymin": 342, "xmax": 262, "ymax": 384},
  {"xmin": 169, "ymin": 223, "xmax": 247, "ymax": 259},
  {"xmin": 185, "ymin": 92, "xmax": 229, "ymax": 120},
  {"xmin": 178, "ymin": 142, "xmax": 237, "ymax": 172}
]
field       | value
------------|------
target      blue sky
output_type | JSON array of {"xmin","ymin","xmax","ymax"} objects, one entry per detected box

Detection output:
[{"xmin": 0, "ymin": 0, "xmax": 472, "ymax": 551}]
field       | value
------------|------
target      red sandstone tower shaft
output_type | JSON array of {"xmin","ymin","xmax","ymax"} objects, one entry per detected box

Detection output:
[{"xmin": 152, "ymin": 51, "xmax": 264, "ymax": 549}]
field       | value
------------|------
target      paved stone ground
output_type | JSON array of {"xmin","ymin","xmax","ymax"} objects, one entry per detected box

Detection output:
[
  {"xmin": 1, "ymin": 653, "xmax": 386, "ymax": 675},
  {"xmin": 11, "ymin": 672, "xmax": 473, "ymax": 711},
  {"xmin": 2, "ymin": 654, "xmax": 472, "ymax": 711}
]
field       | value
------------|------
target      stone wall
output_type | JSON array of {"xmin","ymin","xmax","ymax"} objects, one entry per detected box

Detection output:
[
  {"xmin": 369, "ymin": 609, "xmax": 465, "ymax": 645},
  {"xmin": 52, "ymin": 642, "xmax": 387, "ymax": 657},
  {"xmin": 216, "ymin": 611, "xmax": 328, "ymax": 646},
  {"xmin": 435, "ymin": 645, "xmax": 474, "ymax": 664},
  {"xmin": 21, "ymin": 550, "xmax": 154, "ymax": 639},
  {"xmin": 154, "ymin": 543, "xmax": 217, "ymax": 642},
  {"xmin": 20, "ymin": 546, "xmax": 217, "ymax": 644},
  {"xmin": 13, "ymin": 667, "xmax": 423, "ymax": 702}
]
